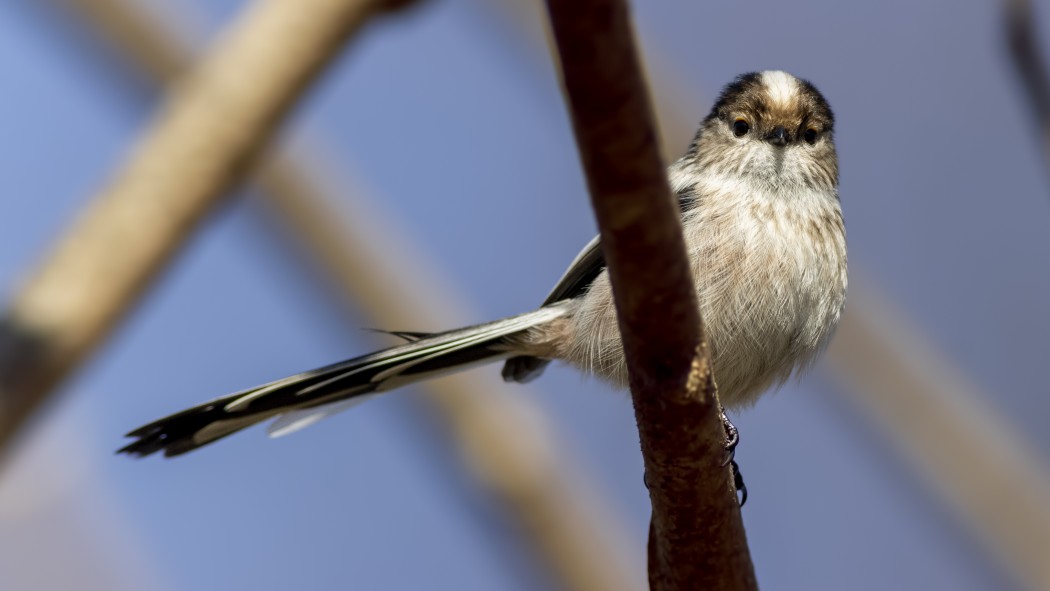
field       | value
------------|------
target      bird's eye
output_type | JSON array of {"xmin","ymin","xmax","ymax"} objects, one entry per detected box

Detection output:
[
  {"xmin": 733, "ymin": 119, "xmax": 750, "ymax": 137},
  {"xmin": 804, "ymin": 128, "xmax": 819, "ymax": 145}
]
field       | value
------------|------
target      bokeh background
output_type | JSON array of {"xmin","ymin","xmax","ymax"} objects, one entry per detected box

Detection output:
[{"xmin": 2, "ymin": 0, "xmax": 1049, "ymax": 589}]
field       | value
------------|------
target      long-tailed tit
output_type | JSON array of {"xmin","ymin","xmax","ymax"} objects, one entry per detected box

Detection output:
[{"xmin": 120, "ymin": 71, "xmax": 846, "ymax": 458}]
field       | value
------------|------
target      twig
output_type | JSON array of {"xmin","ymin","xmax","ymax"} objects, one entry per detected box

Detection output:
[
  {"xmin": 542, "ymin": 0, "xmax": 757, "ymax": 589},
  {"xmin": 61, "ymin": 0, "xmax": 191, "ymax": 80},
  {"xmin": 0, "ymin": 0, "xmax": 416, "ymax": 452},
  {"xmin": 1006, "ymin": 0, "xmax": 1050, "ymax": 160},
  {"xmin": 56, "ymin": 0, "xmax": 647, "ymax": 589}
]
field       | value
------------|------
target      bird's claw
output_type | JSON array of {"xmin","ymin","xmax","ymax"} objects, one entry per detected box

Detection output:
[
  {"xmin": 720, "ymin": 407, "xmax": 739, "ymax": 466},
  {"xmin": 720, "ymin": 408, "xmax": 747, "ymax": 506},
  {"xmin": 730, "ymin": 459, "xmax": 748, "ymax": 507}
]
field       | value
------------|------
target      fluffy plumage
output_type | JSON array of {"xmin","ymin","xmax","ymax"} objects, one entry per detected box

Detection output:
[{"xmin": 120, "ymin": 70, "xmax": 847, "ymax": 457}]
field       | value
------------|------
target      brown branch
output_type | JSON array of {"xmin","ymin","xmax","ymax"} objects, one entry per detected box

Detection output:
[
  {"xmin": 54, "ymin": 1, "xmax": 648, "ymax": 589},
  {"xmin": 0, "ymin": 0, "xmax": 417, "ymax": 453},
  {"xmin": 542, "ymin": 0, "xmax": 756, "ymax": 589}
]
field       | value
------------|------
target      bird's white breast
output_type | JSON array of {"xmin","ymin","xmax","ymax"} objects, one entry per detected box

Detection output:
[{"xmin": 562, "ymin": 170, "xmax": 847, "ymax": 408}]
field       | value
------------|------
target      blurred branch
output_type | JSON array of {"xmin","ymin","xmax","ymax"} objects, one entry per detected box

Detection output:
[
  {"xmin": 0, "ymin": 0, "xmax": 416, "ymax": 451},
  {"xmin": 0, "ymin": 414, "xmax": 170, "ymax": 591},
  {"xmin": 1006, "ymin": 0, "xmax": 1050, "ymax": 165},
  {"xmin": 58, "ymin": 0, "xmax": 646, "ymax": 589},
  {"xmin": 63, "ymin": 0, "xmax": 191, "ymax": 80},
  {"xmin": 469, "ymin": 0, "xmax": 700, "ymax": 154},
  {"xmin": 261, "ymin": 162, "xmax": 645, "ymax": 591},
  {"xmin": 825, "ymin": 286, "xmax": 1050, "ymax": 591},
  {"xmin": 542, "ymin": 0, "xmax": 756, "ymax": 589}
]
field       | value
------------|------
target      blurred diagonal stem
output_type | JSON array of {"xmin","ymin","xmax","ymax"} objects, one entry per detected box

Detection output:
[
  {"xmin": 0, "ymin": 0, "xmax": 419, "ymax": 452},
  {"xmin": 542, "ymin": 0, "xmax": 756, "ymax": 588},
  {"xmin": 825, "ymin": 284, "xmax": 1050, "ymax": 591},
  {"xmin": 258, "ymin": 159, "xmax": 646, "ymax": 591},
  {"xmin": 1006, "ymin": 0, "xmax": 1050, "ymax": 168},
  {"xmin": 54, "ymin": 0, "xmax": 647, "ymax": 589}
]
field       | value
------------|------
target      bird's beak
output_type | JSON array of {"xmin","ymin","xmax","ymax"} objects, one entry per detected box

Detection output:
[{"xmin": 766, "ymin": 126, "xmax": 788, "ymax": 146}]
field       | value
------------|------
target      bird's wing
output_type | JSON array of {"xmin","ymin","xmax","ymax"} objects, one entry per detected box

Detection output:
[
  {"xmin": 541, "ymin": 234, "xmax": 605, "ymax": 305},
  {"xmin": 540, "ymin": 190, "xmax": 698, "ymax": 306}
]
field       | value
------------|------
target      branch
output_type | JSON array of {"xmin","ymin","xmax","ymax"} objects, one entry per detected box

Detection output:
[
  {"xmin": 0, "ymin": 0, "xmax": 416, "ymax": 453},
  {"xmin": 1006, "ymin": 0, "xmax": 1050, "ymax": 159},
  {"xmin": 542, "ymin": 0, "xmax": 756, "ymax": 588},
  {"xmin": 54, "ymin": 1, "xmax": 648, "ymax": 589},
  {"xmin": 826, "ymin": 282, "xmax": 1050, "ymax": 591}
]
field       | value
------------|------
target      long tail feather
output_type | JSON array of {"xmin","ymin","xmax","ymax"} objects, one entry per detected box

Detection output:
[{"xmin": 118, "ymin": 305, "xmax": 567, "ymax": 458}]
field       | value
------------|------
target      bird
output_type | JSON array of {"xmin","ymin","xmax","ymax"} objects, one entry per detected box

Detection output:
[{"xmin": 119, "ymin": 70, "xmax": 847, "ymax": 459}]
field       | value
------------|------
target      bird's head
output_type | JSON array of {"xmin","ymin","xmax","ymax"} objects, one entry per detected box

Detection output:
[{"xmin": 688, "ymin": 71, "xmax": 838, "ymax": 192}]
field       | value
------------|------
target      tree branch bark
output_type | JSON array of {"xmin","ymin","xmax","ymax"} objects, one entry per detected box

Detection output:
[
  {"xmin": 0, "ymin": 0, "xmax": 417, "ymax": 453},
  {"xmin": 542, "ymin": 0, "xmax": 757, "ymax": 588}
]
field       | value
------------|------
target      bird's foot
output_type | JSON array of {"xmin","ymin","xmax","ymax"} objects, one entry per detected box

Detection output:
[
  {"xmin": 720, "ymin": 408, "xmax": 747, "ymax": 507},
  {"xmin": 729, "ymin": 459, "xmax": 748, "ymax": 507},
  {"xmin": 720, "ymin": 407, "xmax": 739, "ymax": 464}
]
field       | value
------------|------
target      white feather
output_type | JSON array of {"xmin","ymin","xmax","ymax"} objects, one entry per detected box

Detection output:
[
  {"xmin": 267, "ymin": 394, "xmax": 380, "ymax": 438},
  {"xmin": 760, "ymin": 70, "xmax": 799, "ymax": 107}
]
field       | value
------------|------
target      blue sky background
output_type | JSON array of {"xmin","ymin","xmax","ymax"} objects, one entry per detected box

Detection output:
[{"xmin": 2, "ymin": 0, "xmax": 1049, "ymax": 589}]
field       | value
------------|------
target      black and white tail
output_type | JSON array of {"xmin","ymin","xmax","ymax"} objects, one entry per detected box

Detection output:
[{"xmin": 118, "ymin": 305, "xmax": 568, "ymax": 457}]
